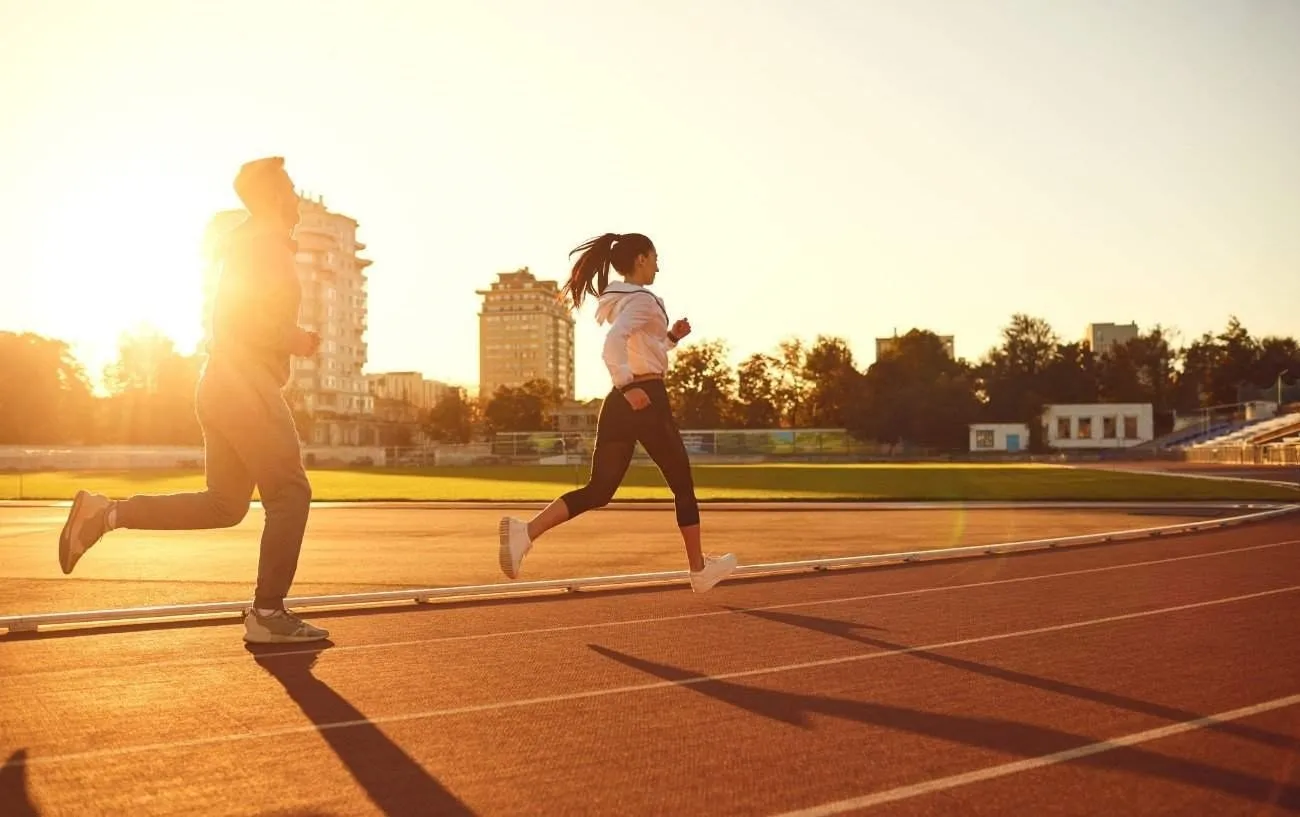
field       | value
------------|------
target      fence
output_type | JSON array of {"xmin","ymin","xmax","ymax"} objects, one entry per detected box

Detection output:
[
  {"xmin": 1182, "ymin": 442, "xmax": 1300, "ymax": 467},
  {"xmin": 488, "ymin": 428, "xmax": 875, "ymax": 461}
]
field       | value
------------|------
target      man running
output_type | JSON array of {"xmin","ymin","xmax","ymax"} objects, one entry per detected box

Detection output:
[{"xmin": 58, "ymin": 156, "xmax": 328, "ymax": 644}]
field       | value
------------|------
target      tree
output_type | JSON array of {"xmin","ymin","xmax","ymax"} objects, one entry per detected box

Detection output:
[
  {"xmin": 0, "ymin": 332, "xmax": 96, "ymax": 444},
  {"xmin": 1171, "ymin": 317, "xmax": 1262, "ymax": 409},
  {"xmin": 853, "ymin": 329, "xmax": 978, "ymax": 452},
  {"xmin": 975, "ymin": 315, "xmax": 1061, "ymax": 449},
  {"xmin": 664, "ymin": 340, "xmax": 738, "ymax": 428},
  {"xmin": 99, "ymin": 329, "xmax": 203, "ymax": 445},
  {"xmin": 735, "ymin": 353, "xmax": 782, "ymax": 429},
  {"xmin": 801, "ymin": 336, "xmax": 864, "ymax": 428},
  {"xmin": 481, "ymin": 379, "xmax": 561, "ymax": 434},
  {"xmin": 772, "ymin": 338, "xmax": 813, "ymax": 427},
  {"xmin": 424, "ymin": 387, "xmax": 474, "ymax": 443}
]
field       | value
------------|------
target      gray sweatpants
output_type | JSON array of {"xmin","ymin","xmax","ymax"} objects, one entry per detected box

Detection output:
[{"xmin": 116, "ymin": 357, "xmax": 312, "ymax": 609}]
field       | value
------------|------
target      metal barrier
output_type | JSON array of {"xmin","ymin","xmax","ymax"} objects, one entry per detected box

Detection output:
[{"xmin": 1184, "ymin": 443, "xmax": 1300, "ymax": 467}]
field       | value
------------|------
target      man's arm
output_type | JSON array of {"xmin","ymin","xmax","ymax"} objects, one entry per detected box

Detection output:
[{"xmin": 222, "ymin": 233, "xmax": 304, "ymax": 354}]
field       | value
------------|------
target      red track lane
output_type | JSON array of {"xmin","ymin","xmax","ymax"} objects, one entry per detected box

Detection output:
[{"xmin": 1, "ymin": 515, "xmax": 1298, "ymax": 816}]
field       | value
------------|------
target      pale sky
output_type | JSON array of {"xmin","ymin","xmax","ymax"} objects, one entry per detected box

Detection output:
[{"xmin": 2, "ymin": 0, "xmax": 1298, "ymax": 400}]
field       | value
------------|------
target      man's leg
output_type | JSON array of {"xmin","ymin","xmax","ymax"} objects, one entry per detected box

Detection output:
[
  {"xmin": 58, "ymin": 371, "xmax": 255, "ymax": 574},
  {"xmin": 213, "ymin": 371, "xmax": 320, "ymax": 642}
]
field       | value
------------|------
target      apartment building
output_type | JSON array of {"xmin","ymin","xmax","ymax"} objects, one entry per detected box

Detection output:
[
  {"xmin": 477, "ymin": 268, "xmax": 576, "ymax": 401},
  {"xmin": 367, "ymin": 371, "xmax": 453, "ymax": 409}
]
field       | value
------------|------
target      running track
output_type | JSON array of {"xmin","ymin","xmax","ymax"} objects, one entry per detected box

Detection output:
[{"xmin": 2, "ymin": 514, "xmax": 1299, "ymax": 815}]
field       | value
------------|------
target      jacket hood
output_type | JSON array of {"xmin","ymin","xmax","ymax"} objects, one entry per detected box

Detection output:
[{"xmin": 594, "ymin": 281, "xmax": 659, "ymax": 326}]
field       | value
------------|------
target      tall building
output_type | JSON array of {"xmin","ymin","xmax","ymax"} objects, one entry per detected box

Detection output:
[
  {"xmin": 875, "ymin": 330, "xmax": 955, "ymax": 361},
  {"xmin": 477, "ymin": 268, "xmax": 576, "ymax": 401},
  {"xmin": 201, "ymin": 195, "xmax": 376, "ymax": 446},
  {"xmin": 1085, "ymin": 322, "xmax": 1139, "ymax": 355}
]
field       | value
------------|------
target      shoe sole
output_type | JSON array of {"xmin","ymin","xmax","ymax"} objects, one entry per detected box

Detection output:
[
  {"xmin": 242, "ymin": 631, "xmax": 329, "ymax": 644},
  {"xmin": 498, "ymin": 517, "xmax": 518, "ymax": 580},
  {"xmin": 58, "ymin": 490, "xmax": 87, "ymax": 575}
]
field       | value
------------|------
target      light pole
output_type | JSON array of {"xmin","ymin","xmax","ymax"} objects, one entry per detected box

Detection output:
[{"xmin": 1279, "ymin": 369, "xmax": 1290, "ymax": 408}]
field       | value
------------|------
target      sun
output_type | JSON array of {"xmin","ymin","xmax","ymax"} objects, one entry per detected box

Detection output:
[{"xmin": 24, "ymin": 158, "xmax": 223, "ymax": 392}]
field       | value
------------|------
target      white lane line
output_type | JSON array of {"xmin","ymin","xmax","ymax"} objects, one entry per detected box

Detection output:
[
  {"xmin": 4, "ymin": 538, "xmax": 1298, "ymax": 681},
  {"xmin": 5, "ymin": 584, "xmax": 1297, "ymax": 770},
  {"xmin": 768, "ymin": 692, "xmax": 1300, "ymax": 816}
]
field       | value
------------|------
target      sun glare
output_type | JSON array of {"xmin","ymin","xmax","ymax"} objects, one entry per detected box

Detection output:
[{"xmin": 27, "ymin": 158, "xmax": 218, "ymax": 391}]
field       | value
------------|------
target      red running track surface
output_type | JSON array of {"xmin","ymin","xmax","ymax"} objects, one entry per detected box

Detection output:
[{"xmin": 1, "ymin": 515, "xmax": 1299, "ymax": 816}]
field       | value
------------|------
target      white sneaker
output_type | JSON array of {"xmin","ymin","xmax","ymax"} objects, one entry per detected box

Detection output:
[
  {"xmin": 690, "ymin": 553, "xmax": 738, "ymax": 593},
  {"xmin": 498, "ymin": 516, "xmax": 532, "ymax": 579}
]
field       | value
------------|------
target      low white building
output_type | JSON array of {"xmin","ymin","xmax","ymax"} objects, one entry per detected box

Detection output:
[
  {"xmin": 969, "ymin": 423, "xmax": 1031, "ymax": 453},
  {"xmin": 1043, "ymin": 403, "xmax": 1154, "ymax": 449}
]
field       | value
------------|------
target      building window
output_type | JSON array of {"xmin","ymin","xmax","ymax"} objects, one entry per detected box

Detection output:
[
  {"xmin": 975, "ymin": 429, "xmax": 995, "ymax": 449},
  {"xmin": 1077, "ymin": 417, "xmax": 1093, "ymax": 439},
  {"xmin": 1056, "ymin": 417, "xmax": 1072, "ymax": 439},
  {"xmin": 1103, "ymin": 417, "xmax": 1117, "ymax": 439},
  {"xmin": 1123, "ymin": 416, "xmax": 1139, "ymax": 439}
]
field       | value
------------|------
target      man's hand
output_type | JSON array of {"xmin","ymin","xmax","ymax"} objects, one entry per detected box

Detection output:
[
  {"xmin": 670, "ymin": 318, "xmax": 692, "ymax": 342},
  {"xmin": 290, "ymin": 329, "xmax": 320, "ymax": 357},
  {"xmin": 623, "ymin": 387, "xmax": 651, "ymax": 411}
]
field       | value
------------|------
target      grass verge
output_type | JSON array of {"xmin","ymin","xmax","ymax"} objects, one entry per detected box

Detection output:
[{"xmin": 1, "ymin": 464, "xmax": 1296, "ymax": 503}]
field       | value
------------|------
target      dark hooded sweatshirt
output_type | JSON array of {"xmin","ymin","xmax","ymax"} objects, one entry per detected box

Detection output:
[{"xmin": 208, "ymin": 217, "xmax": 302, "ymax": 387}]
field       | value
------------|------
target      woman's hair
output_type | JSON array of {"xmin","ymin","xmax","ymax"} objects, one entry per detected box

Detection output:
[{"xmin": 559, "ymin": 232, "xmax": 655, "ymax": 309}]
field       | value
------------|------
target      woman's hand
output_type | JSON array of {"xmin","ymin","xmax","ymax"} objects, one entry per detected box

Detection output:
[{"xmin": 623, "ymin": 387, "xmax": 651, "ymax": 410}]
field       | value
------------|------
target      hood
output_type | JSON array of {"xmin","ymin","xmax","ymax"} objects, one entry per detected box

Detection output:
[{"xmin": 594, "ymin": 281, "xmax": 662, "ymax": 326}]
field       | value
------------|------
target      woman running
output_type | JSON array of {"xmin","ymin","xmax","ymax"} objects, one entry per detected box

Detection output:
[{"xmin": 498, "ymin": 232, "xmax": 738, "ymax": 592}]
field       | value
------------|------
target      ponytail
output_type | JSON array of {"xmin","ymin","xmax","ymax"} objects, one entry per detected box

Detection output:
[{"xmin": 560, "ymin": 233, "xmax": 620, "ymax": 310}]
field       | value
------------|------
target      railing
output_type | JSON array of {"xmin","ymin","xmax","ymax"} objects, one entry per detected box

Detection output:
[{"xmin": 1183, "ymin": 442, "xmax": 1300, "ymax": 467}]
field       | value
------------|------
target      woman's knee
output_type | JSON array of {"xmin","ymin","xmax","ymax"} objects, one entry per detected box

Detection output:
[{"xmin": 564, "ymin": 480, "xmax": 618, "ymax": 515}]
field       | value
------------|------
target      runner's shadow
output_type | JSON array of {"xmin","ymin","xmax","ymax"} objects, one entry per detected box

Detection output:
[
  {"xmin": 588, "ymin": 644, "xmax": 1300, "ymax": 809},
  {"xmin": 0, "ymin": 751, "xmax": 39, "ymax": 816},
  {"xmin": 732, "ymin": 606, "xmax": 1300, "ymax": 751},
  {"xmin": 249, "ymin": 645, "xmax": 474, "ymax": 816}
]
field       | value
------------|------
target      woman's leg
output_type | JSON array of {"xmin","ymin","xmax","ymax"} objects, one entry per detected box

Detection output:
[
  {"xmin": 528, "ymin": 439, "xmax": 634, "ymax": 541},
  {"xmin": 635, "ymin": 409, "xmax": 706, "ymax": 572},
  {"xmin": 498, "ymin": 391, "xmax": 635, "ymax": 579}
]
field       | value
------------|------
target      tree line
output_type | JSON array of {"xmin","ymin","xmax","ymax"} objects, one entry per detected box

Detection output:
[{"xmin": 2, "ymin": 315, "xmax": 1297, "ymax": 450}]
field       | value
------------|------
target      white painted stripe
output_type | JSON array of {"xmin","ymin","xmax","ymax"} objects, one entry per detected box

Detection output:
[
  {"xmin": 5, "ymin": 538, "xmax": 1298, "ymax": 681},
  {"xmin": 5, "ymin": 584, "xmax": 1297, "ymax": 769},
  {"xmin": 768, "ymin": 692, "xmax": 1300, "ymax": 816}
]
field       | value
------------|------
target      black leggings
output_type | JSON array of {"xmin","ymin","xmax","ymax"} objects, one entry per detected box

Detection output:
[{"xmin": 560, "ymin": 380, "xmax": 700, "ymax": 527}]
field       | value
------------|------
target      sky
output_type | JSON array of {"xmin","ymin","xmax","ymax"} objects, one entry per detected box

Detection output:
[{"xmin": 2, "ymin": 0, "xmax": 1298, "ymax": 400}]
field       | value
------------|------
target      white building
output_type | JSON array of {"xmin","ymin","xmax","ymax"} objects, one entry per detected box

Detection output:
[
  {"xmin": 202, "ymin": 195, "xmax": 376, "ymax": 446},
  {"xmin": 367, "ymin": 371, "xmax": 453, "ymax": 410},
  {"xmin": 1085, "ymin": 322, "xmax": 1139, "ymax": 355},
  {"xmin": 969, "ymin": 423, "xmax": 1031, "ymax": 453},
  {"xmin": 1043, "ymin": 403, "xmax": 1154, "ymax": 449}
]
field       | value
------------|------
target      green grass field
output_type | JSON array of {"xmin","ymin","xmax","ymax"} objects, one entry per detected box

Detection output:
[{"xmin": 1, "ymin": 463, "xmax": 1296, "ymax": 503}]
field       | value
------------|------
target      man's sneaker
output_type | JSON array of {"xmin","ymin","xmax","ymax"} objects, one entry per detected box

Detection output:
[
  {"xmin": 243, "ymin": 608, "xmax": 329, "ymax": 644},
  {"xmin": 690, "ymin": 553, "xmax": 738, "ymax": 593},
  {"xmin": 58, "ymin": 490, "xmax": 113, "ymax": 575},
  {"xmin": 498, "ymin": 516, "xmax": 532, "ymax": 580}
]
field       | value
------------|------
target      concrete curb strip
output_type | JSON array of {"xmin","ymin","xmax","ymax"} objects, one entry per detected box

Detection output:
[{"xmin": 2, "ymin": 502, "xmax": 1296, "ymax": 635}]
